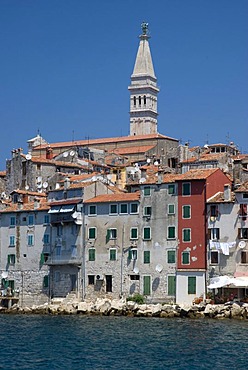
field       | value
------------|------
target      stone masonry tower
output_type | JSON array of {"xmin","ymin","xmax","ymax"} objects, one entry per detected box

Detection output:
[{"xmin": 129, "ymin": 22, "xmax": 160, "ymax": 136}]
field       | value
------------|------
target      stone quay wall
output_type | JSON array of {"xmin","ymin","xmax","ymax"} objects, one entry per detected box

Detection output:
[{"xmin": 1, "ymin": 298, "xmax": 248, "ymax": 320}]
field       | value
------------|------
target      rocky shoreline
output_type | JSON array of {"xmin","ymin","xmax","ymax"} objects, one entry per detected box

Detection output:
[{"xmin": 1, "ymin": 298, "xmax": 248, "ymax": 320}]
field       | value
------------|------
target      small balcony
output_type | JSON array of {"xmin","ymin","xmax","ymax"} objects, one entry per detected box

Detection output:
[{"xmin": 46, "ymin": 251, "xmax": 81, "ymax": 266}]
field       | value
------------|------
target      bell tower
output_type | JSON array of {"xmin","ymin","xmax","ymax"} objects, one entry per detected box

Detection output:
[{"xmin": 128, "ymin": 22, "xmax": 159, "ymax": 136}]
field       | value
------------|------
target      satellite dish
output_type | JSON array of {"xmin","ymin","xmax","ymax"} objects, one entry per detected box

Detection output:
[
  {"xmin": 139, "ymin": 177, "xmax": 146, "ymax": 183},
  {"xmin": 155, "ymin": 264, "xmax": 163, "ymax": 273},
  {"xmin": 239, "ymin": 241, "xmax": 246, "ymax": 249},
  {"xmin": 1, "ymin": 271, "xmax": 8, "ymax": 279},
  {"xmin": 43, "ymin": 182, "xmax": 48, "ymax": 189},
  {"xmin": 70, "ymin": 150, "xmax": 75, "ymax": 157},
  {"xmin": 26, "ymin": 154, "xmax": 32, "ymax": 160},
  {"xmin": 63, "ymin": 152, "xmax": 68, "ymax": 158},
  {"xmin": 37, "ymin": 177, "xmax": 42, "ymax": 183},
  {"xmin": 55, "ymin": 183, "xmax": 60, "ymax": 189},
  {"xmin": 154, "ymin": 161, "xmax": 159, "ymax": 166},
  {"xmin": 37, "ymin": 183, "xmax": 42, "ymax": 189},
  {"xmin": 133, "ymin": 267, "xmax": 139, "ymax": 274},
  {"xmin": 147, "ymin": 158, "xmax": 151, "ymax": 163},
  {"xmin": 204, "ymin": 144, "xmax": 209, "ymax": 148},
  {"xmin": 25, "ymin": 185, "xmax": 29, "ymax": 190}
]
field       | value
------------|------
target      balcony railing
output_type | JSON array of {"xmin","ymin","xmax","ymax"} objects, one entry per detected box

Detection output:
[{"xmin": 46, "ymin": 251, "xmax": 81, "ymax": 265}]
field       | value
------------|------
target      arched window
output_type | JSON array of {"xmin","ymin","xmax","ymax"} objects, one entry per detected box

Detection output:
[
  {"xmin": 144, "ymin": 95, "xmax": 146, "ymax": 105},
  {"xmin": 134, "ymin": 96, "xmax": 136, "ymax": 106},
  {"xmin": 139, "ymin": 96, "xmax": 141, "ymax": 106}
]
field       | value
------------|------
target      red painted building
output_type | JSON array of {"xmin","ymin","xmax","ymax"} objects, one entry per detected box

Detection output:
[{"xmin": 176, "ymin": 168, "xmax": 231, "ymax": 304}]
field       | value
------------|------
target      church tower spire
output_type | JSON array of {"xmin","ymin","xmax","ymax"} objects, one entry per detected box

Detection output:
[{"xmin": 128, "ymin": 22, "xmax": 159, "ymax": 136}]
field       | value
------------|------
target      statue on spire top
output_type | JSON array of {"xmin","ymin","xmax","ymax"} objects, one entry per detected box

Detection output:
[{"xmin": 141, "ymin": 22, "xmax": 149, "ymax": 35}]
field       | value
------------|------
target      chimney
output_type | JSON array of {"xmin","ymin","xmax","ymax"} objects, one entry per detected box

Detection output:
[
  {"xmin": 224, "ymin": 184, "xmax": 231, "ymax": 202},
  {"xmin": 34, "ymin": 198, "xmax": 40, "ymax": 209},
  {"xmin": 46, "ymin": 146, "xmax": 53, "ymax": 160}
]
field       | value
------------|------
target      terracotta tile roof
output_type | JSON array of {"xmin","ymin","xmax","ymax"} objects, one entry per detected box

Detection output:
[
  {"xmin": 32, "ymin": 158, "xmax": 83, "ymax": 168},
  {"xmin": 180, "ymin": 153, "xmax": 227, "ymax": 164},
  {"xmin": 10, "ymin": 190, "xmax": 47, "ymax": 197},
  {"xmin": 0, "ymin": 201, "xmax": 50, "ymax": 213},
  {"xmin": 207, "ymin": 191, "xmax": 235, "ymax": 203},
  {"xmin": 33, "ymin": 133, "xmax": 178, "ymax": 150},
  {"xmin": 51, "ymin": 181, "xmax": 94, "ymax": 191},
  {"xmin": 175, "ymin": 168, "xmax": 220, "ymax": 181},
  {"xmin": 109, "ymin": 145, "xmax": 156, "ymax": 156},
  {"xmin": 50, "ymin": 198, "xmax": 82, "ymax": 206},
  {"xmin": 22, "ymin": 154, "xmax": 83, "ymax": 168},
  {"xmin": 233, "ymin": 154, "xmax": 248, "ymax": 161},
  {"xmin": 84, "ymin": 191, "xmax": 140, "ymax": 203},
  {"xmin": 67, "ymin": 173, "xmax": 99, "ymax": 182},
  {"xmin": 235, "ymin": 181, "xmax": 248, "ymax": 192},
  {"xmin": 0, "ymin": 171, "xmax": 6, "ymax": 177},
  {"xmin": 163, "ymin": 174, "xmax": 180, "ymax": 183}
]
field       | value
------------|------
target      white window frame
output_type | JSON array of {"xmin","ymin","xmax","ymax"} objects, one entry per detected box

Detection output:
[
  {"xmin": 182, "ymin": 205, "xmax": 191, "ymax": 219},
  {"xmin": 182, "ymin": 228, "xmax": 191, "ymax": 242},
  {"xmin": 210, "ymin": 250, "xmax": 219, "ymax": 265},
  {"xmin": 109, "ymin": 204, "xmax": 118, "ymax": 215},
  {"xmin": 109, "ymin": 228, "xmax": 117, "ymax": 239},
  {"xmin": 168, "ymin": 204, "xmax": 175, "ymax": 215},
  {"xmin": 143, "ymin": 206, "xmax": 152, "ymax": 217},
  {"xmin": 182, "ymin": 182, "xmax": 191, "ymax": 196},
  {"xmin": 9, "ymin": 235, "xmax": 16, "ymax": 247},
  {"xmin": 109, "ymin": 248, "xmax": 117, "ymax": 261},
  {"xmin": 130, "ymin": 227, "xmax": 138, "ymax": 240},
  {"xmin": 89, "ymin": 205, "xmax": 97, "ymax": 216},
  {"xmin": 88, "ymin": 227, "xmax": 97, "ymax": 240},
  {"xmin": 120, "ymin": 203, "xmax": 128, "ymax": 215},
  {"xmin": 167, "ymin": 226, "xmax": 176, "ymax": 240},
  {"xmin": 130, "ymin": 203, "xmax": 139, "ymax": 214}
]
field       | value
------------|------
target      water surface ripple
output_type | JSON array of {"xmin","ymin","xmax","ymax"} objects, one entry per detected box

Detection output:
[{"xmin": 0, "ymin": 315, "xmax": 247, "ymax": 370}]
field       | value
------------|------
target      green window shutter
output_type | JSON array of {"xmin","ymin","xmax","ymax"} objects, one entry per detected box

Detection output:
[
  {"xmin": 168, "ymin": 204, "xmax": 175, "ymax": 214},
  {"xmin": 106, "ymin": 229, "xmax": 110, "ymax": 243},
  {"xmin": 167, "ymin": 250, "xmax": 176, "ymax": 263},
  {"xmin": 168, "ymin": 184, "xmax": 175, "ymax": 195},
  {"xmin": 183, "ymin": 183, "xmax": 191, "ymax": 195},
  {"xmin": 144, "ymin": 251, "xmax": 150, "ymax": 264},
  {"xmin": 40, "ymin": 253, "xmax": 45, "ymax": 265},
  {"xmin": 182, "ymin": 252, "xmax": 189, "ymax": 264},
  {"xmin": 188, "ymin": 277, "xmax": 196, "ymax": 294},
  {"xmin": 143, "ymin": 276, "xmax": 151, "ymax": 295},
  {"xmin": 143, "ymin": 227, "xmax": 151, "ymax": 240},
  {"xmin": 144, "ymin": 186, "xmax": 151, "ymax": 196},
  {"xmin": 43, "ymin": 275, "xmax": 49, "ymax": 288},
  {"xmin": 110, "ymin": 249, "xmax": 116, "ymax": 261},
  {"xmin": 183, "ymin": 229, "xmax": 191, "ymax": 242},
  {"xmin": 89, "ymin": 249, "xmax": 95, "ymax": 261},
  {"xmin": 120, "ymin": 204, "xmax": 127, "ymax": 213},
  {"xmin": 130, "ymin": 228, "xmax": 138, "ymax": 239},
  {"xmin": 128, "ymin": 249, "xmax": 132, "ymax": 260},
  {"xmin": 89, "ymin": 228, "xmax": 96, "ymax": 239},
  {"xmin": 168, "ymin": 226, "xmax": 175, "ymax": 239},
  {"xmin": 183, "ymin": 206, "xmax": 190, "ymax": 218},
  {"xmin": 168, "ymin": 276, "xmax": 176, "ymax": 295}
]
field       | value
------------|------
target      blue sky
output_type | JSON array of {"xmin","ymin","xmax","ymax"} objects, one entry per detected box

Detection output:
[{"xmin": 0, "ymin": 0, "xmax": 247, "ymax": 168}]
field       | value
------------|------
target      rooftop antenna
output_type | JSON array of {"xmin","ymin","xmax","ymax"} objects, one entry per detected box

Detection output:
[{"xmin": 72, "ymin": 130, "xmax": 74, "ymax": 143}]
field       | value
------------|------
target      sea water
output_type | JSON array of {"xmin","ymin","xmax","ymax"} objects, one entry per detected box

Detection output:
[{"xmin": 0, "ymin": 315, "xmax": 247, "ymax": 370}]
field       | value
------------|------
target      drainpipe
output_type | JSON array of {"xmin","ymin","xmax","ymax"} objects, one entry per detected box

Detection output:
[
  {"xmin": 82, "ymin": 210, "xmax": 86, "ymax": 300},
  {"xmin": 120, "ymin": 224, "xmax": 125, "ymax": 297}
]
